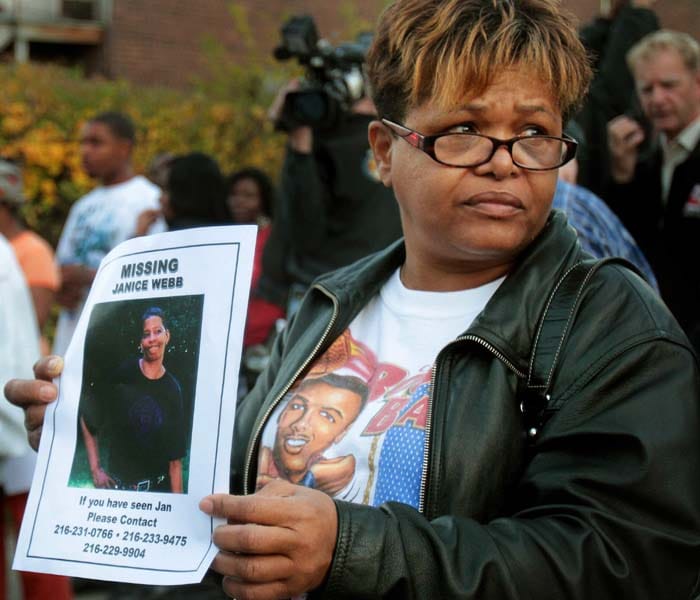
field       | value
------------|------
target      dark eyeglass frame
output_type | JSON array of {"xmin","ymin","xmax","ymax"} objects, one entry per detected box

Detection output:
[{"xmin": 381, "ymin": 118, "xmax": 578, "ymax": 171}]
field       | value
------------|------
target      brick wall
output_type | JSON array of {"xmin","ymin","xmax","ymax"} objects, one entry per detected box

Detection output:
[
  {"xmin": 105, "ymin": 0, "xmax": 386, "ymax": 88},
  {"xmin": 106, "ymin": 0, "xmax": 235, "ymax": 85},
  {"xmin": 102, "ymin": 1, "xmax": 700, "ymax": 89}
]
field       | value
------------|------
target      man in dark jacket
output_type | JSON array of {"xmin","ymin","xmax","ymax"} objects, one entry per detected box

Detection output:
[
  {"xmin": 574, "ymin": 0, "xmax": 659, "ymax": 195},
  {"xmin": 579, "ymin": 0, "xmax": 659, "ymax": 75},
  {"xmin": 8, "ymin": 1, "xmax": 700, "ymax": 599},
  {"xmin": 607, "ymin": 30, "xmax": 700, "ymax": 349}
]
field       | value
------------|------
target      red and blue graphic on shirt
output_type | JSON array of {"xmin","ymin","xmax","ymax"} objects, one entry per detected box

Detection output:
[{"xmin": 256, "ymin": 329, "xmax": 430, "ymax": 509}]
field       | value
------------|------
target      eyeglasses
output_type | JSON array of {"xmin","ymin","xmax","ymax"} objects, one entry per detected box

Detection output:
[{"xmin": 381, "ymin": 118, "xmax": 577, "ymax": 171}]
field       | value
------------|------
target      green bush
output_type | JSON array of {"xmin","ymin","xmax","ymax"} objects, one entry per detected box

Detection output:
[{"xmin": 0, "ymin": 61, "xmax": 287, "ymax": 248}]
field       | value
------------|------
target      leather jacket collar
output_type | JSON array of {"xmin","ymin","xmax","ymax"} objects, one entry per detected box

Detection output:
[{"xmin": 313, "ymin": 210, "xmax": 583, "ymax": 375}]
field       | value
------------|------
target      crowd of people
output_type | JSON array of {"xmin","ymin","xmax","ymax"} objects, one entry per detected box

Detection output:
[{"xmin": 2, "ymin": 0, "xmax": 700, "ymax": 598}]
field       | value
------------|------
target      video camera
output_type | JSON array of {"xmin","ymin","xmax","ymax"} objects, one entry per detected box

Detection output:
[{"xmin": 273, "ymin": 15, "xmax": 371, "ymax": 132}]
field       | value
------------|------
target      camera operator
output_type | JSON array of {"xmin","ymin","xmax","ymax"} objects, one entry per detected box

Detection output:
[{"xmin": 260, "ymin": 18, "xmax": 403, "ymax": 315}]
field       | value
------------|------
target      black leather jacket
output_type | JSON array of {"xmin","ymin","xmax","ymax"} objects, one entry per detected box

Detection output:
[{"xmin": 232, "ymin": 211, "xmax": 700, "ymax": 599}]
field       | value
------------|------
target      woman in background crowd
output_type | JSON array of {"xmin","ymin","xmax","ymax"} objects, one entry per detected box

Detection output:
[
  {"xmin": 137, "ymin": 152, "xmax": 231, "ymax": 235},
  {"xmin": 227, "ymin": 168, "xmax": 285, "ymax": 391}
]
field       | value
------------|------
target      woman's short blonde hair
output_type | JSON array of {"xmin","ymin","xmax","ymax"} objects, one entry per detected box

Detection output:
[{"xmin": 366, "ymin": 0, "xmax": 592, "ymax": 123}]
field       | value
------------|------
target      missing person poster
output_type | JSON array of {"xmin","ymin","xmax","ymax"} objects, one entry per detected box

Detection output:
[{"xmin": 13, "ymin": 225, "xmax": 256, "ymax": 585}]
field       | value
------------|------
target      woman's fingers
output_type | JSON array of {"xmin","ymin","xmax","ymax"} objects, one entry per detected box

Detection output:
[
  {"xmin": 94, "ymin": 472, "xmax": 116, "ymax": 489},
  {"xmin": 34, "ymin": 355, "xmax": 64, "ymax": 381},
  {"xmin": 201, "ymin": 493, "xmax": 295, "ymax": 527},
  {"xmin": 4, "ymin": 355, "xmax": 62, "ymax": 409},
  {"xmin": 212, "ymin": 550, "xmax": 294, "ymax": 583},
  {"xmin": 24, "ymin": 404, "xmax": 48, "ymax": 450},
  {"xmin": 212, "ymin": 523, "xmax": 296, "ymax": 556},
  {"xmin": 4, "ymin": 355, "xmax": 64, "ymax": 450},
  {"xmin": 4, "ymin": 376, "xmax": 57, "ymax": 410},
  {"xmin": 221, "ymin": 576, "xmax": 292, "ymax": 600}
]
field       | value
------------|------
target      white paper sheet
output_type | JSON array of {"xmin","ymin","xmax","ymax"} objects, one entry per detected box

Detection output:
[{"xmin": 13, "ymin": 225, "xmax": 256, "ymax": 585}]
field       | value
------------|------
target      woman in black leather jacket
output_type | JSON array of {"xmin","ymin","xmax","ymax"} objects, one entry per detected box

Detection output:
[{"xmin": 8, "ymin": 1, "xmax": 700, "ymax": 599}]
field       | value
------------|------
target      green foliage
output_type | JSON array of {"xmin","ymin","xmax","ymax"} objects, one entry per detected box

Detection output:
[
  {"xmin": 0, "ymin": 0, "xmax": 390, "ymax": 253},
  {"xmin": 337, "ymin": 1, "xmax": 377, "ymax": 38},
  {"xmin": 0, "ymin": 61, "xmax": 287, "ymax": 249}
]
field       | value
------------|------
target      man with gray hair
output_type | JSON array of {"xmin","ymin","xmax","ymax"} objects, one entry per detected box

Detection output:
[{"xmin": 607, "ymin": 30, "xmax": 700, "ymax": 349}]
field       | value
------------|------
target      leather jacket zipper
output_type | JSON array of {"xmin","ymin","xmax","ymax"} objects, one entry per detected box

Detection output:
[
  {"xmin": 418, "ymin": 261, "xmax": 582, "ymax": 514},
  {"xmin": 418, "ymin": 335, "xmax": 526, "ymax": 515},
  {"xmin": 243, "ymin": 284, "xmax": 340, "ymax": 494},
  {"xmin": 241, "ymin": 282, "xmax": 526, "ymax": 506}
]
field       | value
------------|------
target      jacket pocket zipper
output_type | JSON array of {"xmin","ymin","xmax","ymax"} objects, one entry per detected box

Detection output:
[
  {"xmin": 243, "ymin": 284, "xmax": 340, "ymax": 494},
  {"xmin": 418, "ymin": 335, "xmax": 526, "ymax": 515}
]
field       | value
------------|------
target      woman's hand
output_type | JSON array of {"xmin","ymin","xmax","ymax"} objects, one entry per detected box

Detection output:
[
  {"xmin": 135, "ymin": 208, "xmax": 162, "ymax": 237},
  {"xmin": 607, "ymin": 115, "xmax": 646, "ymax": 183},
  {"xmin": 268, "ymin": 79, "xmax": 313, "ymax": 153},
  {"xmin": 57, "ymin": 265, "xmax": 96, "ymax": 309},
  {"xmin": 200, "ymin": 480, "xmax": 337, "ymax": 600},
  {"xmin": 92, "ymin": 468, "xmax": 116, "ymax": 489},
  {"xmin": 4, "ymin": 355, "xmax": 63, "ymax": 450}
]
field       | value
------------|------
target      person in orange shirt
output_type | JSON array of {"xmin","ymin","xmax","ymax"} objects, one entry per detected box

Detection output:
[{"xmin": 0, "ymin": 160, "xmax": 60, "ymax": 336}]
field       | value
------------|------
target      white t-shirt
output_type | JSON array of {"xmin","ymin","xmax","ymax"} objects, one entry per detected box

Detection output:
[
  {"xmin": 0, "ymin": 234, "xmax": 40, "ymax": 461},
  {"xmin": 257, "ymin": 268, "xmax": 504, "ymax": 508},
  {"xmin": 53, "ymin": 175, "xmax": 163, "ymax": 355}
]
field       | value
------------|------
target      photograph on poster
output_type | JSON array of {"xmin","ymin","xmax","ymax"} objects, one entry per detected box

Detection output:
[{"xmin": 69, "ymin": 295, "xmax": 204, "ymax": 495}]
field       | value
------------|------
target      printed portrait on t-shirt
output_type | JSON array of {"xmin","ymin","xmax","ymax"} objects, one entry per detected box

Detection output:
[
  {"xmin": 256, "ymin": 329, "xmax": 431, "ymax": 509},
  {"xmin": 68, "ymin": 295, "xmax": 203, "ymax": 494},
  {"xmin": 257, "ymin": 373, "xmax": 368, "ymax": 494}
]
